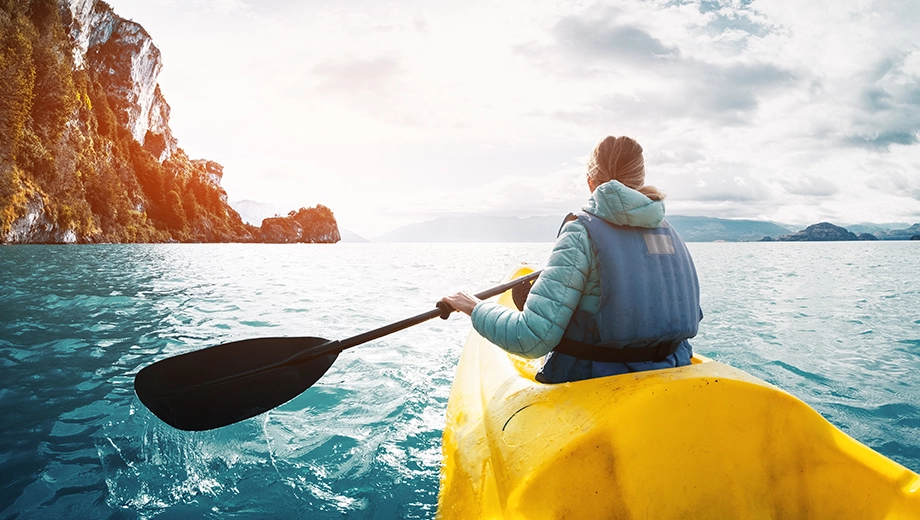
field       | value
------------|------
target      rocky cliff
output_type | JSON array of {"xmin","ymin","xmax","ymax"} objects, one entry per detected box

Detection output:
[
  {"xmin": 64, "ymin": 0, "xmax": 176, "ymax": 162},
  {"xmin": 260, "ymin": 205, "xmax": 341, "ymax": 243},
  {"xmin": 0, "ymin": 0, "xmax": 338, "ymax": 244}
]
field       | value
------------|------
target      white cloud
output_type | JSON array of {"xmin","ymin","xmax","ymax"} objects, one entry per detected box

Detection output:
[{"xmin": 779, "ymin": 174, "xmax": 839, "ymax": 197}]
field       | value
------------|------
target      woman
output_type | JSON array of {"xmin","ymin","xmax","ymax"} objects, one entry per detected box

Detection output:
[{"xmin": 440, "ymin": 136, "xmax": 702, "ymax": 384}]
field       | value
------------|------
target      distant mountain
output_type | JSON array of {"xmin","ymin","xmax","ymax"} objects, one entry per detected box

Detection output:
[
  {"xmin": 373, "ymin": 215, "xmax": 802, "ymax": 242},
  {"xmin": 665, "ymin": 216, "xmax": 794, "ymax": 242},
  {"xmin": 845, "ymin": 223, "xmax": 912, "ymax": 235},
  {"xmin": 758, "ymin": 222, "xmax": 920, "ymax": 241},
  {"xmin": 230, "ymin": 200, "xmax": 285, "ymax": 226},
  {"xmin": 874, "ymin": 223, "xmax": 920, "ymax": 240},
  {"xmin": 340, "ymin": 229, "xmax": 369, "ymax": 242}
]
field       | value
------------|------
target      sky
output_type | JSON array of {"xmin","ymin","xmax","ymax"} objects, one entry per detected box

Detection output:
[{"xmin": 103, "ymin": 0, "xmax": 920, "ymax": 237}]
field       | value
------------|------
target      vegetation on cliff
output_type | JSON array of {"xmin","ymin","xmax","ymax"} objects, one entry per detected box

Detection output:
[
  {"xmin": 0, "ymin": 0, "xmax": 252, "ymax": 242},
  {"xmin": 0, "ymin": 1, "xmax": 338, "ymax": 244}
]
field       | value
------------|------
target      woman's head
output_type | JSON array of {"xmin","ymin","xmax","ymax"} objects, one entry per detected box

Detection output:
[{"xmin": 586, "ymin": 136, "xmax": 664, "ymax": 200}]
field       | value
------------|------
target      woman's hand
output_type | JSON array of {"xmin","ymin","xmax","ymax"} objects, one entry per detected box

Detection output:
[{"xmin": 439, "ymin": 291, "xmax": 481, "ymax": 316}]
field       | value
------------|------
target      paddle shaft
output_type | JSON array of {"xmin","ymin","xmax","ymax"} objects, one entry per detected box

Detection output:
[{"xmin": 285, "ymin": 269, "xmax": 543, "ymax": 363}]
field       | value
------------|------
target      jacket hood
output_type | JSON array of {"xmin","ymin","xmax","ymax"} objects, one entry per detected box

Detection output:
[{"xmin": 583, "ymin": 180, "xmax": 665, "ymax": 228}]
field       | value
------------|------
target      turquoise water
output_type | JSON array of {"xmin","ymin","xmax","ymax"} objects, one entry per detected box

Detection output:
[{"xmin": 1, "ymin": 242, "xmax": 918, "ymax": 518}]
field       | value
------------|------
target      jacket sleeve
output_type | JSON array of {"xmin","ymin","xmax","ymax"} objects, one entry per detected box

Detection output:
[{"xmin": 470, "ymin": 220, "xmax": 592, "ymax": 359}]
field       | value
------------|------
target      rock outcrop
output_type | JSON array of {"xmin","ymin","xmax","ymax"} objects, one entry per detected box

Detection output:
[
  {"xmin": 4, "ymin": 187, "xmax": 74, "ymax": 243},
  {"xmin": 260, "ymin": 205, "xmax": 341, "ymax": 243}
]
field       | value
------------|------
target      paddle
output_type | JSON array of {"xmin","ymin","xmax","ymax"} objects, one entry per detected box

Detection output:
[{"xmin": 134, "ymin": 269, "xmax": 542, "ymax": 431}]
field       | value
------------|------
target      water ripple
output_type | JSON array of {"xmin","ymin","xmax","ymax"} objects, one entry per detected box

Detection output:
[{"xmin": 2, "ymin": 242, "xmax": 919, "ymax": 518}]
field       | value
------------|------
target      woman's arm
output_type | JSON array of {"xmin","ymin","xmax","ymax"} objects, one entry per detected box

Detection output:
[{"xmin": 467, "ymin": 221, "xmax": 592, "ymax": 359}]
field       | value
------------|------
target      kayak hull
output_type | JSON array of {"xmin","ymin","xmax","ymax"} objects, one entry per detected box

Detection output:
[{"xmin": 437, "ymin": 266, "xmax": 920, "ymax": 519}]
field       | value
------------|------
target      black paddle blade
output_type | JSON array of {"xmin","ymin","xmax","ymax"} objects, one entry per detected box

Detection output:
[{"xmin": 134, "ymin": 337, "xmax": 338, "ymax": 431}]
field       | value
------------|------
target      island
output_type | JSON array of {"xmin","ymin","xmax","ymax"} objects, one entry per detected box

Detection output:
[
  {"xmin": 759, "ymin": 222, "xmax": 919, "ymax": 242},
  {"xmin": 259, "ymin": 206, "xmax": 341, "ymax": 243},
  {"xmin": 764, "ymin": 222, "xmax": 862, "ymax": 241}
]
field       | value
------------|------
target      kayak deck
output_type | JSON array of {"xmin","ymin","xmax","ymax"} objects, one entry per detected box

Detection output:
[{"xmin": 438, "ymin": 266, "xmax": 920, "ymax": 519}]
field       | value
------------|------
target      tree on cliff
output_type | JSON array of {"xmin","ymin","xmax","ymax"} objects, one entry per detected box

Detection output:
[{"xmin": 0, "ymin": 0, "xmax": 252, "ymax": 243}]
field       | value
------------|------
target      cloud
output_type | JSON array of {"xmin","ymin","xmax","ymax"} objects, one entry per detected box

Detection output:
[
  {"xmin": 550, "ymin": 14, "xmax": 680, "ymax": 64},
  {"xmin": 541, "ymin": 60, "xmax": 794, "ymax": 128},
  {"xmin": 311, "ymin": 56, "xmax": 404, "ymax": 94},
  {"xmin": 519, "ymin": 5, "xmax": 796, "ymax": 126},
  {"xmin": 293, "ymin": 53, "xmax": 446, "ymax": 129},
  {"xmin": 868, "ymin": 166, "xmax": 920, "ymax": 202},
  {"xmin": 779, "ymin": 175, "xmax": 839, "ymax": 197},
  {"xmin": 839, "ymin": 52, "xmax": 920, "ymax": 149},
  {"xmin": 696, "ymin": 0, "xmax": 773, "ymax": 40},
  {"xmin": 664, "ymin": 168, "xmax": 775, "ymax": 203},
  {"xmin": 744, "ymin": 1, "xmax": 920, "ymax": 151},
  {"xmin": 505, "ymin": 0, "xmax": 919, "ymax": 226},
  {"xmin": 514, "ymin": 9, "xmax": 676, "ymax": 75},
  {"xmin": 366, "ymin": 165, "xmax": 590, "ymax": 226}
]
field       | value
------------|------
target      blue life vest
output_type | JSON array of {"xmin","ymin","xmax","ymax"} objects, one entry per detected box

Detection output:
[{"xmin": 536, "ymin": 212, "xmax": 701, "ymax": 384}]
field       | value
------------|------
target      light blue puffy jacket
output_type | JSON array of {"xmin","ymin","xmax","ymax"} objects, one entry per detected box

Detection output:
[{"xmin": 471, "ymin": 180, "xmax": 692, "ymax": 380}]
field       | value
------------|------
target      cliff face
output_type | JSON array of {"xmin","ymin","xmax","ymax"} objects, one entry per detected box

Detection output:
[
  {"xmin": 0, "ymin": 0, "xmax": 261, "ymax": 243},
  {"xmin": 64, "ymin": 0, "xmax": 176, "ymax": 161}
]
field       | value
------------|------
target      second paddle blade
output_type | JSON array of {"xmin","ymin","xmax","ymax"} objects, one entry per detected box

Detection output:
[{"xmin": 134, "ymin": 336, "xmax": 339, "ymax": 431}]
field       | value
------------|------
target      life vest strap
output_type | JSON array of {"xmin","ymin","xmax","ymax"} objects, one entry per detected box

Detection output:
[{"xmin": 553, "ymin": 337, "xmax": 681, "ymax": 363}]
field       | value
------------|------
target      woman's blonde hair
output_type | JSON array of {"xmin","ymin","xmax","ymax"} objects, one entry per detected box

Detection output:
[{"xmin": 586, "ymin": 136, "xmax": 664, "ymax": 200}]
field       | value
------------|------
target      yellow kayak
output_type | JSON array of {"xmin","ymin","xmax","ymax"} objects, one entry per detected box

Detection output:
[{"xmin": 437, "ymin": 266, "xmax": 920, "ymax": 519}]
